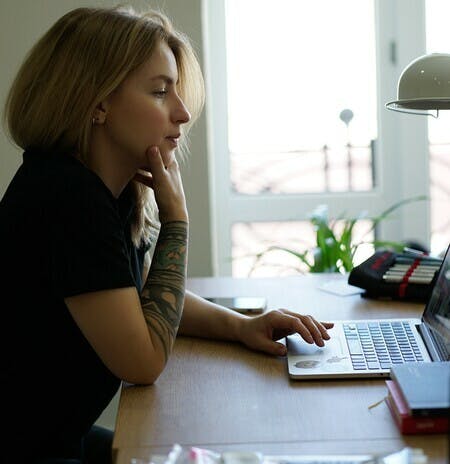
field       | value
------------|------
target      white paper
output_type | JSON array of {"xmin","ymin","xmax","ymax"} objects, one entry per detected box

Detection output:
[{"xmin": 318, "ymin": 279, "xmax": 365, "ymax": 296}]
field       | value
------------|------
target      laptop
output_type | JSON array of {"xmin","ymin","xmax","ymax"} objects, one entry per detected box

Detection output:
[{"xmin": 286, "ymin": 244, "xmax": 450, "ymax": 379}]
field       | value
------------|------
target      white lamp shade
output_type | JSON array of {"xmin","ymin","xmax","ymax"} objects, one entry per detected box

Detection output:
[{"xmin": 386, "ymin": 53, "xmax": 450, "ymax": 115}]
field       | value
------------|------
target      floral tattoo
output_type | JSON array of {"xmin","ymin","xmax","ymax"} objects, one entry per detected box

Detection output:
[{"xmin": 141, "ymin": 221, "xmax": 188, "ymax": 362}]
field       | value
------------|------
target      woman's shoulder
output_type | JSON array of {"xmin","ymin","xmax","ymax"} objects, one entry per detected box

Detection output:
[{"xmin": 23, "ymin": 148, "xmax": 115, "ymax": 205}]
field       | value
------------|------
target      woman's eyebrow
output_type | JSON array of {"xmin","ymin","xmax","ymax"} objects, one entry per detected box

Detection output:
[{"xmin": 149, "ymin": 74, "xmax": 176, "ymax": 84}]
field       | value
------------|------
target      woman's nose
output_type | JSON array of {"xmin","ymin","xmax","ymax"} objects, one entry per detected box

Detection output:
[{"xmin": 172, "ymin": 96, "xmax": 191, "ymax": 125}]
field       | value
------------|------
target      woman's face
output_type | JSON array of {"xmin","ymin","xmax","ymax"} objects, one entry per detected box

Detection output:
[{"xmin": 102, "ymin": 40, "xmax": 191, "ymax": 168}]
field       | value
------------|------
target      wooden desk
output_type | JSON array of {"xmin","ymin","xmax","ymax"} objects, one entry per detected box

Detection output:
[{"xmin": 112, "ymin": 275, "xmax": 448, "ymax": 464}]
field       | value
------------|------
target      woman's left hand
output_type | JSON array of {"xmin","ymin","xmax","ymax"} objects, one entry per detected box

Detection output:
[{"xmin": 236, "ymin": 309, "xmax": 334, "ymax": 356}]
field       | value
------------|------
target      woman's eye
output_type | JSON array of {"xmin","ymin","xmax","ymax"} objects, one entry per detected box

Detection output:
[{"xmin": 153, "ymin": 89, "xmax": 168, "ymax": 98}]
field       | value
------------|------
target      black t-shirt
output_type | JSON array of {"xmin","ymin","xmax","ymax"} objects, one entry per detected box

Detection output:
[{"xmin": 0, "ymin": 149, "xmax": 150, "ymax": 459}]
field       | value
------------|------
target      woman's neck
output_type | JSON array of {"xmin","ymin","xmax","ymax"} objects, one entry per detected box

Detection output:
[{"xmin": 86, "ymin": 135, "xmax": 136, "ymax": 198}]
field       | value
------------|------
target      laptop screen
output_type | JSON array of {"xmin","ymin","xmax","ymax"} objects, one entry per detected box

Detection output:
[{"xmin": 422, "ymin": 243, "xmax": 450, "ymax": 342}]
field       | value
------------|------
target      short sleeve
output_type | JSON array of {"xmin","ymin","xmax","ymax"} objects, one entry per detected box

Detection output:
[{"xmin": 50, "ymin": 171, "xmax": 135, "ymax": 298}]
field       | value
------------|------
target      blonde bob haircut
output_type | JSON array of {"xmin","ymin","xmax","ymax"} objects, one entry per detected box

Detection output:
[{"xmin": 4, "ymin": 5, "xmax": 205, "ymax": 247}]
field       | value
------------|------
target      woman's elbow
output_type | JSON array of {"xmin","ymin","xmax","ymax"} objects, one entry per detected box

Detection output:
[{"xmin": 117, "ymin": 357, "xmax": 166, "ymax": 386}]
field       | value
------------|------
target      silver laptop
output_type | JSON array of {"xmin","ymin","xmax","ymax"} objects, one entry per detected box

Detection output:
[{"xmin": 287, "ymin": 244, "xmax": 450, "ymax": 379}]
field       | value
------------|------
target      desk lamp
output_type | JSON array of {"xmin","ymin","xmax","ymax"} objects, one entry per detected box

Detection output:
[{"xmin": 386, "ymin": 52, "xmax": 450, "ymax": 117}]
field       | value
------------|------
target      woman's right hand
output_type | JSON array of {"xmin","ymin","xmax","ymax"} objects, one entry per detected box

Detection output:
[{"xmin": 133, "ymin": 146, "xmax": 188, "ymax": 224}]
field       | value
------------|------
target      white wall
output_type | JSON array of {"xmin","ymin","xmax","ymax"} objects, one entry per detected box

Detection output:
[
  {"xmin": 0, "ymin": 0, "xmax": 214, "ymax": 278},
  {"xmin": 0, "ymin": 0, "xmax": 213, "ymax": 431}
]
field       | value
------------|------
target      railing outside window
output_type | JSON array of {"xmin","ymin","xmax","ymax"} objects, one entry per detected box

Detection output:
[
  {"xmin": 231, "ymin": 142, "xmax": 375, "ymax": 195},
  {"xmin": 231, "ymin": 141, "xmax": 450, "ymax": 277}
]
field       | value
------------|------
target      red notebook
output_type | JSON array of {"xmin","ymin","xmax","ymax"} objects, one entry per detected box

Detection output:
[{"xmin": 385, "ymin": 380, "xmax": 448, "ymax": 434}]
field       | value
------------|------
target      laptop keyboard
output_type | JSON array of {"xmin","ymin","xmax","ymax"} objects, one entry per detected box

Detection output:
[{"xmin": 343, "ymin": 321, "xmax": 425, "ymax": 370}]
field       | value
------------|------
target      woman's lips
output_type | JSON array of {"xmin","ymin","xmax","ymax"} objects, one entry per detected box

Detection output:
[{"xmin": 166, "ymin": 134, "xmax": 180, "ymax": 147}]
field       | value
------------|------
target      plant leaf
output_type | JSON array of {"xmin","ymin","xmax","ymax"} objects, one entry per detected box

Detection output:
[
  {"xmin": 242, "ymin": 195, "xmax": 428, "ymax": 275},
  {"xmin": 368, "ymin": 195, "xmax": 428, "ymax": 233},
  {"xmin": 264, "ymin": 245, "xmax": 314, "ymax": 270}
]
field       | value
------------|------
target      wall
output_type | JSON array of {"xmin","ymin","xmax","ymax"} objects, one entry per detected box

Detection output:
[
  {"xmin": 0, "ymin": 0, "xmax": 213, "ymax": 277},
  {"xmin": 0, "ymin": 0, "xmax": 213, "ymax": 431}
]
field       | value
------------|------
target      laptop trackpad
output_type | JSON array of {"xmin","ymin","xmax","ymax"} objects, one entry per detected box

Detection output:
[{"xmin": 287, "ymin": 328, "xmax": 352, "ymax": 375}]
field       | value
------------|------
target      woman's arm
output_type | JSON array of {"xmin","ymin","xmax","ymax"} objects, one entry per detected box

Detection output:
[
  {"xmin": 142, "ymin": 260, "xmax": 333, "ymax": 356},
  {"xmin": 65, "ymin": 220, "xmax": 188, "ymax": 386},
  {"xmin": 140, "ymin": 221, "xmax": 188, "ymax": 363},
  {"xmin": 179, "ymin": 291, "xmax": 334, "ymax": 356},
  {"xmin": 178, "ymin": 290, "xmax": 246, "ymax": 340},
  {"xmin": 66, "ymin": 147, "xmax": 188, "ymax": 386}
]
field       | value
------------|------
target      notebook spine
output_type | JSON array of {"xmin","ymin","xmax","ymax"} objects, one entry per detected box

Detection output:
[
  {"xmin": 385, "ymin": 380, "xmax": 449, "ymax": 434},
  {"xmin": 385, "ymin": 395, "xmax": 448, "ymax": 434}
]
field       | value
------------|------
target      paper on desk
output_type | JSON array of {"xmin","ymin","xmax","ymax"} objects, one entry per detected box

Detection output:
[{"xmin": 318, "ymin": 279, "xmax": 364, "ymax": 296}]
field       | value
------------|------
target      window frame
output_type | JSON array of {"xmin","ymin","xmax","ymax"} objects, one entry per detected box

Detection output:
[{"xmin": 203, "ymin": 0, "xmax": 430, "ymax": 276}]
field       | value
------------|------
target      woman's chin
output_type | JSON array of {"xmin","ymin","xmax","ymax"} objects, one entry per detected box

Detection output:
[{"xmin": 161, "ymin": 150, "xmax": 176, "ymax": 167}]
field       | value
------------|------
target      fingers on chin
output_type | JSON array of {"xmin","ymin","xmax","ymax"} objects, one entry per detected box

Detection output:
[{"xmin": 134, "ymin": 174, "xmax": 153, "ymax": 188}]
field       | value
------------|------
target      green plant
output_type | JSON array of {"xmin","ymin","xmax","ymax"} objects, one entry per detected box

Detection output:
[{"xmin": 251, "ymin": 195, "xmax": 427, "ymax": 274}]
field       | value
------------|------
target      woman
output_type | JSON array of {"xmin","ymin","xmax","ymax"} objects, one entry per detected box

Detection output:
[{"xmin": 0, "ymin": 6, "xmax": 333, "ymax": 463}]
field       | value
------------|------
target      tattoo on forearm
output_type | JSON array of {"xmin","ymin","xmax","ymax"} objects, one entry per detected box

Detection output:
[{"xmin": 140, "ymin": 221, "xmax": 188, "ymax": 363}]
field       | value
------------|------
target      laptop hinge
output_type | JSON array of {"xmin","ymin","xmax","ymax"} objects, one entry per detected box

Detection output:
[{"xmin": 417, "ymin": 323, "xmax": 449, "ymax": 361}]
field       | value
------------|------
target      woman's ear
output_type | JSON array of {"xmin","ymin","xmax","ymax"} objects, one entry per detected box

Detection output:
[{"xmin": 92, "ymin": 102, "xmax": 108, "ymax": 125}]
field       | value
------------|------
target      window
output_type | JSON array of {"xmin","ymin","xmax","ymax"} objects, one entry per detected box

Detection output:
[
  {"xmin": 205, "ymin": 0, "xmax": 430, "ymax": 276},
  {"xmin": 227, "ymin": 0, "xmax": 377, "ymax": 196}
]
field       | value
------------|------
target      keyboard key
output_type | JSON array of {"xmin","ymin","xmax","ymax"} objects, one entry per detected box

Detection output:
[
  {"xmin": 344, "ymin": 320, "xmax": 424, "ymax": 367},
  {"xmin": 367, "ymin": 362, "xmax": 380, "ymax": 369},
  {"xmin": 347, "ymin": 339, "xmax": 363, "ymax": 355}
]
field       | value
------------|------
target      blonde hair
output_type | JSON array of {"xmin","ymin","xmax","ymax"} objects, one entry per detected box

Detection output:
[{"xmin": 4, "ymin": 5, "xmax": 204, "ymax": 246}]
